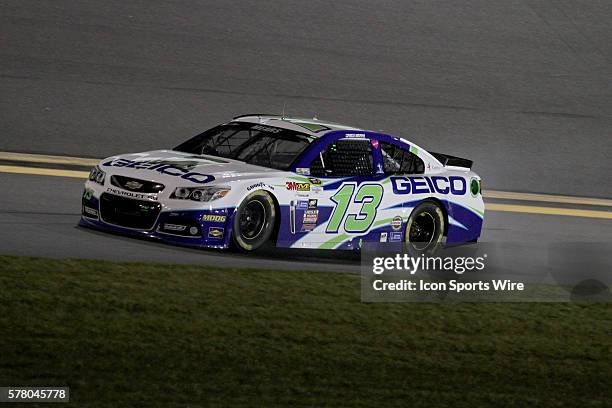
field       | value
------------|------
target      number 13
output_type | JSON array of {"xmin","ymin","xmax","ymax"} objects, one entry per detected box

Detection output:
[{"xmin": 326, "ymin": 184, "xmax": 383, "ymax": 233}]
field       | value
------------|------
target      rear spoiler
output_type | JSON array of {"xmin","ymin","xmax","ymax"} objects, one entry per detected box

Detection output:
[{"xmin": 429, "ymin": 152, "xmax": 473, "ymax": 169}]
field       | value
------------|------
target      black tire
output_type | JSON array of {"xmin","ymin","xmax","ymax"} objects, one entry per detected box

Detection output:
[
  {"xmin": 232, "ymin": 190, "xmax": 276, "ymax": 251},
  {"xmin": 404, "ymin": 201, "xmax": 445, "ymax": 255}
]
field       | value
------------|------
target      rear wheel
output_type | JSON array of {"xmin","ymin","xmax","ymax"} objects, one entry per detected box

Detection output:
[
  {"xmin": 233, "ymin": 191, "xmax": 276, "ymax": 251},
  {"xmin": 405, "ymin": 201, "xmax": 445, "ymax": 255}
]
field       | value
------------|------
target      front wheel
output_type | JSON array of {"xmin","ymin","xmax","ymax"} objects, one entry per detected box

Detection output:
[
  {"xmin": 404, "ymin": 201, "xmax": 445, "ymax": 255},
  {"xmin": 232, "ymin": 191, "xmax": 276, "ymax": 251}
]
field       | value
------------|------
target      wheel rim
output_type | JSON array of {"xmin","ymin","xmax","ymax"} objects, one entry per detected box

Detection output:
[
  {"xmin": 239, "ymin": 200, "xmax": 266, "ymax": 240},
  {"xmin": 408, "ymin": 211, "xmax": 436, "ymax": 250}
]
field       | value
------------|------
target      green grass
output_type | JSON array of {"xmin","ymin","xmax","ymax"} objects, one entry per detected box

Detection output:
[{"xmin": 0, "ymin": 256, "xmax": 610, "ymax": 407}]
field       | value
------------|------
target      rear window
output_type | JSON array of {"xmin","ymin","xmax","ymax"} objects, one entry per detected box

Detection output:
[{"xmin": 380, "ymin": 142, "xmax": 424, "ymax": 174}]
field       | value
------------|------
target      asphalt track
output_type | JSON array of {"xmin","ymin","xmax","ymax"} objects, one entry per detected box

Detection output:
[{"xmin": 1, "ymin": 1, "xmax": 611, "ymax": 270}]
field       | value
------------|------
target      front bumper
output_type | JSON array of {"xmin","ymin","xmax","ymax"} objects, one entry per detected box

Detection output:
[{"xmin": 80, "ymin": 192, "xmax": 235, "ymax": 249}]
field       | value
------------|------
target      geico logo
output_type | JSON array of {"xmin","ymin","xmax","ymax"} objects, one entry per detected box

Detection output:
[
  {"xmin": 102, "ymin": 159, "xmax": 215, "ymax": 184},
  {"xmin": 391, "ymin": 176, "xmax": 467, "ymax": 195}
]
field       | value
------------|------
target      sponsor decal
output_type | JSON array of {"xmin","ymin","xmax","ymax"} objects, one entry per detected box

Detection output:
[
  {"xmin": 308, "ymin": 177, "xmax": 322, "ymax": 186},
  {"xmin": 247, "ymin": 182, "xmax": 273, "ymax": 191},
  {"xmin": 391, "ymin": 216, "xmax": 403, "ymax": 231},
  {"xmin": 208, "ymin": 226, "xmax": 224, "ymax": 239},
  {"xmin": 391, "ymin": 176, "xmax": 467, "ymax": 196},
  {"xmin": 163, "ymin": 223, "xmax": 187, "ymax": 231},
  {"xmin": 301, "ymin": 209, "xmax": 319, "ymax": 232},
  {"xmin": 308, "ymin": 199, "xmax": 318, "ymax": 209},
  {"xmin": 82, "ymin": 188, "xmax": 94, "ymax": 200},
  {"xmin": 202, "ymin": 214, "xmax": 227, "ymax": 223},
  {"xmin": 83, "ymin": 206, "xmax": 98, "ymax": 217},
  {"xmin": 389, "ymin": 231, "xmax": 403, "ymax": 242},
  {"xmin": 470, "ymin": 177, "xmax": 480, "ymax": 197},
  {"xmin": 345, "ymin": 133, "xmax": 366, "ymax": 138},
  {"xmin": 106, "ymin": 187, "xmax": 157, "ymax": 200},
  {"xmin": 303, "ymin": 209, "xmax": 319, "ymax": 223},
  {"xmin": 301, "ymin": 223, "xmax": 316, "ymax": 232},
  {"xmin": 380, "ymin": 232, "xmax": 388, "ymax": 242},
  {"xmin": 102, "ymin": 158, "xmax": 215, "ymax": 184},
  {"xmin": 124, "ymin": 180, "xmax": 144, "ymax": 190},
  {"xmin": 296, "ymin": 200, "xmax": 309, "ymax": 210},
  {"xmin": 296, "ymin": 167, "xmax": 310, "ymax": 176},
  {"xmin": 286, "ymin": 181, "xmax": 310, "ymax": 191},
  {"xmin": 252, "ymin": 124, "xmax": 282, "ymax": 133}
]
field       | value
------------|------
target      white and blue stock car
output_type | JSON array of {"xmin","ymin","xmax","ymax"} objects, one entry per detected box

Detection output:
[{"xmin": 80, "ymin": 115, "xmax": 484, "ymax": 252}]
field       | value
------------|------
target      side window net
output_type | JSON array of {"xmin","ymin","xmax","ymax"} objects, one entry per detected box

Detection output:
[{"xmin": 310, "ymin": 139, "xmax": 374, "ymax": 177}]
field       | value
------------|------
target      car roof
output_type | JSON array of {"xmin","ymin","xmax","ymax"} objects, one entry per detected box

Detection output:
[{"xmin": 231, "ymin": 114, "xmax": 364, "ymax": 137}]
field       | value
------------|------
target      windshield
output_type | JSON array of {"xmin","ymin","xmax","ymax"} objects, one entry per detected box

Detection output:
[{"xmin": 173, "ymin": 122, "xmax": 314, "ymax": 170}]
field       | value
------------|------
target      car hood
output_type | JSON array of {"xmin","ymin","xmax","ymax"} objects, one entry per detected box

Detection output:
[{"xmin": 99, "ymin": 149, "xmax": 281, "ymax": 185}]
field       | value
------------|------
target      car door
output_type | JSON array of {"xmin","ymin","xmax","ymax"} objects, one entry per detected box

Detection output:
[{"xmin": 301, "ymin": 135, "xmax": 384, "ymax": 246}]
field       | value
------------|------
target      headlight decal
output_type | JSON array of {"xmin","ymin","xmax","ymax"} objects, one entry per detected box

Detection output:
[
  {"xmin": 89, "ymin": 166, "xmax": 106, "ymax": 185},
  {"xmin": 170, "ymin": 186, "xmax": 230, "ymax": 202}
]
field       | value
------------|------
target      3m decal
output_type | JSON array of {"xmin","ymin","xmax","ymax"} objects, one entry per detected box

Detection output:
[
  {"xmin": 327, "ymin": 183, "xmax": 384, "ymax": 234},
  {"xmin": 391, "ymin": 176, "xmax": 467, "ymax": 195},
  {"xmin": 286, "ymin": 181, "xmax": 310, "ymax": 191}
]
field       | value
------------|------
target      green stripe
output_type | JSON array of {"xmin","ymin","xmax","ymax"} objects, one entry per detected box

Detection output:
[
  {"xmin": 465, "ymin": 204, "xmax": 485, "ymax": 218},
  {"xmin": 317, "ymin": 217, "xmax": 394, "ymax": 249},
  {"xmin": 372, "ymin": 217, "xmax": 393, "ymax": 227},
  {"xmin": 287, "ymin": 175, "xmax": 311, "ymax": 183},
  {"xmin": 318, "ymin": 234, "xmax": 351, "ymax": 250}
]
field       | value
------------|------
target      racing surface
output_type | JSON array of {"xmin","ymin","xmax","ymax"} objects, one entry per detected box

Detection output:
[
  {"xmin": 1, "ymin": 172, "xmax": 610, "ymax": 272},
  {"xmin": 1, "ymin": 0, "xmax": 611, "ymax": 268}
]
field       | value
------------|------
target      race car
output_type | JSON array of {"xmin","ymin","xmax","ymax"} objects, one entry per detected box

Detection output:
[{"xmin": 79, "ymin": 114, "xmax": 484, "ymax": 252}]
